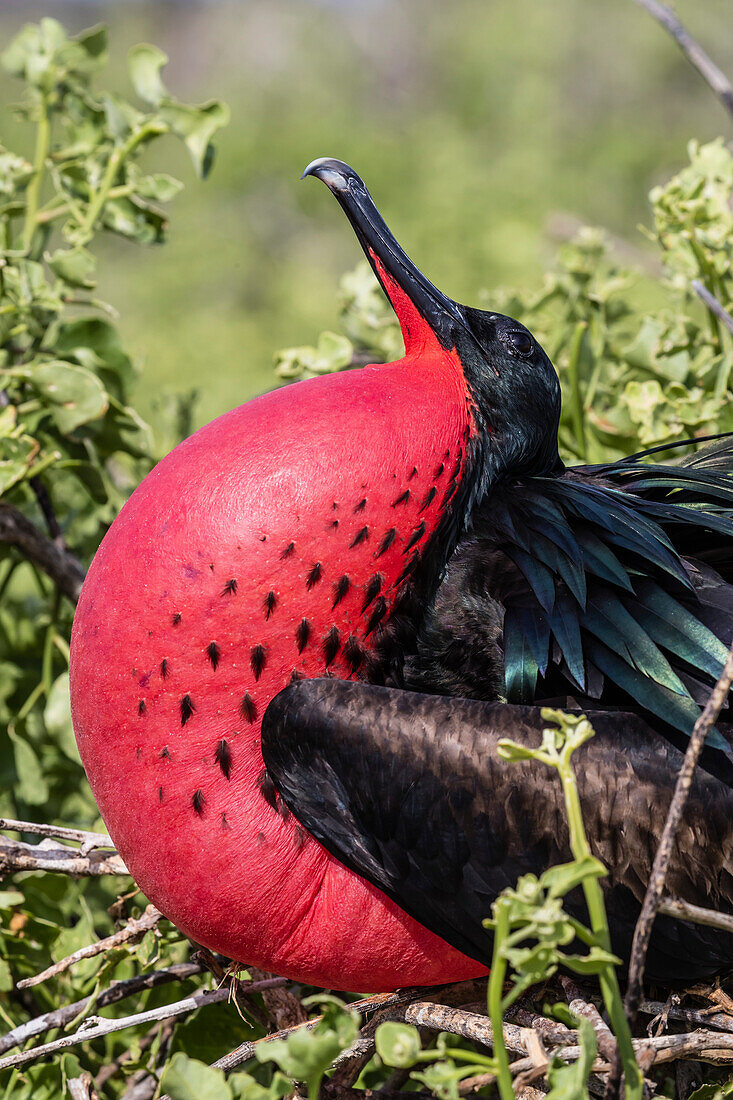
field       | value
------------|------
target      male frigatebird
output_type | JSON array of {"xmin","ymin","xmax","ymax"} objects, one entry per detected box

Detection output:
[{"xmin": 70, "ymin": 159, "xmax": 733, "ymax": 991}]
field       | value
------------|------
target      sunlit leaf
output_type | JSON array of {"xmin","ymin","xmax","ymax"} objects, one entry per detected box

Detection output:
[{"xmin": 128, "ymin": 43, "xmax": 168, "ymax": 106}]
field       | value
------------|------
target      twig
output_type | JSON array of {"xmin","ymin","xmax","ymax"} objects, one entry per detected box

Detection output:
[
  {"xmin": 508, "ymin": 1007, "xmax": 576, "ymax": 1047},
  {"xmin": 247, "ymin": 965, "xmax": 307, "ymax": 1029},
  {"xmin": 404, "ymin": 1001, "xmax": 527, "ymax": 1057},
  {"xmin": 0, "ymin": 961, "xmax": 203, "ymax": 1055},
  {"xmin": 692, "ymin": 280, "xmax": 733, "ymax": 338},
  {"xmin": 633, "ymin": 0, "xmax": 733, "ymax": 119},
  {"xmin": 212, "ymin": 983, "xmax": 487, "ymax": 1074},
  {"xmin": 659, "ymin": 894, "xmax": 733, "ymax": 935},
  {"xmin": 0, "ymin": 818, "xmax": 115, "ymax": 855},
  {"xmin": 0, "ymin": 833, "xmax": 128, "ymax": 877},
  {"xmin": 606, "ymin": 639, "xmax": 733, "ymax": 1099},
  {"xmin": 17, "ymin": 904, "xmax": 162, "ymax": 989},
  {"xmin": 29, "ymin": 476, "xmax": 65, "ymax": 547},
  {"xmin": 561, "ymin": 977, "xmax": 616, "ymax": 1064},
  {"xmin": 0, "ymin": 976, "xmax": 286, "ymax": 1073},
  {"xmin": 97, "ymin": 1017, "xmax": 175, "ymax": 1089},
  {"xmin": 68, "ymin": 1073, "xmax": 99, "ymax": 1100},
  {"xmin": 0, "ymin": 503, "xmax": 85, "ymax": 602},
  {"xmin": 638, "ymin": 999, "xmax": 733, "ymax": 1035}
]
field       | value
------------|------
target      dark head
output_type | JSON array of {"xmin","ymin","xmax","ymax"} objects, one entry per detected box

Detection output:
[{"xmin": 303, "ymin": 157, "xmax": 562, "ymax": 483}]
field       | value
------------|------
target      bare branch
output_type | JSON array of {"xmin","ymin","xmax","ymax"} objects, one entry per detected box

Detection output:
[
  {"xmin": 68, "ymin": 1073, "xmax": 99, "ymax": 1100},
  {"xmin": 97, "ymin": 1017, "xmax": 175, "ymax": 1092},
  {"xmin": 0, "ymin": 976, "xmax": 286, "ymax": 1074},
  {"xmin": 606, "ymin": 639, "xmax": 733, "ymax": 1098},
  {"xmin": 561, "ymin": 977, "xmax": 616, "ymax": 1064},
  {"xmin": 404, "ymin": 1001, "xmax": 527, "ymax": 1057},
  {"xmin": 247, "ymin": 965, "xmax": 307, "ymax": 1029},
  {"xmin": 17, "ymin": 904, "xmax": 162, "ymax": 990},
  {"xmin": 0, "ymin": 818, "xmax": 115, "ymax": 854},
  {"xmin": 30, "ymin": 476, "xmax": 65, "ymax": 546},
  {"xmin": 692, "ymin": 280, "xmax": 733, "ymax": 338},
  {"xmin": 0, "ymin": 502, "xmax": 85, "ymax": 602},
  {"xmin": 639, "ymin": 999, "xmax": 733, "ymax": 1036},
  {"xmin": 658, "ymin": 894, "xmax": 733, "ymax": 935},
  {"xmin": 633, "ymin": 0, "xmax": 733, "ymax": 119},
  {"xmin": 0, "ymin": 961, "xmax": 203, "ymax": 1056},
  {"xmin": 213, "ymin": 980, "xmax": 488, "ymax": 1073},
  {"xmin": 0, "ymin": 832, "xmax": 128, "ymax": 878}
]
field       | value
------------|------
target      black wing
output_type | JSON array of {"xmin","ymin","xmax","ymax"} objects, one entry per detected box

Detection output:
[
  {"xmin": 408, "ymin": 442, "xmax": 733, "ymax": 773},
  {"xmin": 261, "ymin": 679, "xmax": 733, "ymax": 985}
]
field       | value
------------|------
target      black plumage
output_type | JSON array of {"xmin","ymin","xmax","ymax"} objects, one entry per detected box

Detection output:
[
  {"xmin": 403, "ymin": 439, "xmax": 733, "ymax": 783},
  {"xmin": 262, "ymin": 679, "xmax": 733, "ymax": 985},
  {"xmin": 275, "ymin": 159, "xmax": 733, "ymax": 985}
]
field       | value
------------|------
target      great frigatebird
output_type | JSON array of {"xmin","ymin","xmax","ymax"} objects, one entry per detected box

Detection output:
[{"xmin": 70, "ymin": 159, "xmax": 733, "ymax": 991}]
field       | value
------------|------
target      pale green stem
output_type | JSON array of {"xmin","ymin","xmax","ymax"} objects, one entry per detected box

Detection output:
[
  {"xmin": 41, "ymin": 589, "xmax": 60, "ymax": 694},
  {"xmin": 567, "ymin": 320, "xmax": 588, "ymax": 462},
  {"xmin": 77, "ymin": 124, "xmax": 164, "ymax": 244},
  {"xmin": 487, "ymin": 901, "xmax": 514, "ymax": 1100},
  {"xmin": 557, "ymin": 752, "xmax": 643, "ymax": 1100},
  {"xmin": 22, "ymin": 94, "xmax": 51, "ymax": 255}
]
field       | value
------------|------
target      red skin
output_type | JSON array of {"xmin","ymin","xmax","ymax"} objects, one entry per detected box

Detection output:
[{"xmin": 70, "ymin": 278, "xmax": 488, "ymax": 991}]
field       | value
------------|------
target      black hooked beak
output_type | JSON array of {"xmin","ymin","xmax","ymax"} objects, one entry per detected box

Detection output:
[{"xmin": 302, "ymin": 157, "xmax": 465, "ymax": 351}]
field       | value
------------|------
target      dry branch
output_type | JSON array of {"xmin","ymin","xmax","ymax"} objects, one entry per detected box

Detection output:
[
  {"xmin": 639, "ymin": 999, "xmax": 733, "ymax": 1036},
  {"xmin": 0, "ymin": 818, "xmax": 115, "ymax": 854},
  {"xmin": 692, "ymin": 280, "xmax": 733, "ymax": 338},
  {"xmin": 404, "ymin": 1001, "xmax": 527, "ymax": 1057},
  {"xmin": 605, "ymin": 640, "xmax": 733, "ymax": 1099},
  {"xmin": 68, "ymin": 1073, "xmax": 99, "ymax": 1100},
  {"xmin": 561, "ymin": 977, "xmax": 616, "ymax": 1064},
  {"xmin": 0, "ymin": 976, "xmax": 287, "ymax": 1074},
  {"xmin": 17, "ymin": 904, "xmax": 162, "ymax": 990},
  {"xmin": 0, "ymin": 961, "xmax": 203, "ymax": 1056},
  {"xmin": 659, "ymin": 895, "xmax": 733, "ymax": 935},
  {"xmin": 0, "ymin": 832, "xmax": 128, "ymax": 877},
  {"xmin": 0, "ymin": 503, "xmax": 85, "ymax": 602},
  {"xmin": 633, "ymin": 0, "xmax": 733, "ymax": 119}
]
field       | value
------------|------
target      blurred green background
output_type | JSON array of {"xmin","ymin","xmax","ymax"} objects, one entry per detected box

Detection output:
[{"xmin": 1, "ymin": 0, "xmax": 732, "ymax": 438}]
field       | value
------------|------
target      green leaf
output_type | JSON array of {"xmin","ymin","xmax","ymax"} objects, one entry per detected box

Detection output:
[
  {"xmin": 546, "ymin": 1015, "xmax": 596, "ymax": 1100},
  {"xmin": 256, "ymin": 1003, "xmax": 359, "ymax": 1092},
  {"xmin": 8, "ymin": 729, "xmax": 49, "ymax": 805},
  {"xmin": 375, "ymin": 1021, "xmax": 422, "ymax": 1068},
  {"xmin": 561, "ymin": 946, "xmax": 622, "ymax": 974},
  {"xmin": 135, "ymin": 172, "xmax": 184, "ymax": 203},
  {"xmin": 47, "ymin": 247, "xmax": 97, "ymax": 290},
  {"xmin": 496, "ymin": 738, "xmax": 540, "ymax": 763},
  {"xmin": 44, "ymin": 673, "xmax": 78, "ymax": 761},
  {"xmin": 0, "ymin": 405, "xmax": 18, "ymax": 438},
  {"xmin": 74, "ymin": 24, "xmax": 108, "ymax": 65},
  {"xmin": 0, "ymin": 436, "xmax": 35, "ymax": 496},
  {"xmin": 160, "ymin": 1052, "xmax": 232, "ymax": 1100},
  {"xmin": 0, "ymin": 889, "xmax": 24, "ymax": 908},
  {"xmin": 102, "ymin": 196, "xmax": 168, "ymax": 244},
  {"xmin": 128, "ymin": 43, "xmax": 168, "ymax": 105},
  {"xmin": 28, "ymin": 360, "xmax": 109, "ymax": 434},
  {"xmin": 542, "ymin": 857, "xmax": 607, "ymax": 899},
  {"xmin": 159, "ymin": 100, "xmax": 230, "ymax": 178},
  {"xmin": 55, "ymin": 460, "xmax": 107, "ymax": 504},
  {"xmin": 229, "ymin": 1072, "xmax": 292, "ymax": 1100},
  {"xmin": 688, "ymin": 1083, "xmax": 733, "ymax": 1100},
  {"xmin": 0, "ymin": 957, "xmax": 12, "ymax": 992}
]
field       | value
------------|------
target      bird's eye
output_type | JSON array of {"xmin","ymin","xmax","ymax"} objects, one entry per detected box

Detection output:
[{"xmin": 506, "ymin": 330, "xmax": 534, "ymax": 358}]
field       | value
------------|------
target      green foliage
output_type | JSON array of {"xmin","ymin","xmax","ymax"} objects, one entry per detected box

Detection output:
[
  {"xmin": 0, "ymin": 15, "xmax": 227, "ymax": 837},
  {"xmin": 545, "ymin": 1013, "xmax": 597, "ymax": 1100},
  {"xmin": 0, "ymin": 19, "xmax": 230, "ymax": 1097},
  {"xmin": 0, "ymin": 10, "xmax": 731, "ymax": 1098},
  {"xmin": 255, "ymin": 998, "xmax": 360, "ymax": 1100},
  {"xmin": 277, "ymin": 140, "xmax": 733, "ymax": 466}
]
